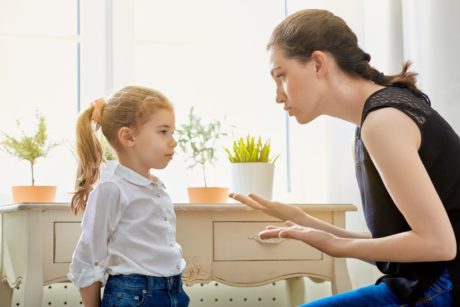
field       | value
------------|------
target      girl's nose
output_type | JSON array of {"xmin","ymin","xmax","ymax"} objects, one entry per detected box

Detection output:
[{"xmin": 171, "ymin": 138, "xmax": 178, "ymax": 147}]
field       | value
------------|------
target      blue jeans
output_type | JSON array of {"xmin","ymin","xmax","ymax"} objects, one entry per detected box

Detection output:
[
  {"xmin": 101, "ymin": 274, "xmax": 190, "ymax": 307},
  {"xmin": 299, "ymin": 269, "xmax": 452, "ymax": 307}
]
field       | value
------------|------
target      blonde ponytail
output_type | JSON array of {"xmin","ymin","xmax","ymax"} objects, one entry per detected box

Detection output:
[{"xmin": 71, "ymin": 105, "xmax": 104, "ymax": 215}]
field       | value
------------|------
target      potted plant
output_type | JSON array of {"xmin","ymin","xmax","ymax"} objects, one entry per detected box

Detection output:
[
  {"xmin": 225, "ymin": 135, "xmax": 279, "ymax": 200},
  {"xmin": 1, "ymin": 113, "xmax": 60, "ymax": 202},
  {"xmin": 176, "ymin": 107, "xmax": 229, "ymax": 203}
]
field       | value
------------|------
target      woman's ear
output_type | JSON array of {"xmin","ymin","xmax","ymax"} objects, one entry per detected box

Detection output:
[
  {"xmin": 310, "ymin": 50, "xmax": 328, "ymax": 77},
  {"xmin": 118, "ymin": 127, "xmax": 135, "ymax": 147}
]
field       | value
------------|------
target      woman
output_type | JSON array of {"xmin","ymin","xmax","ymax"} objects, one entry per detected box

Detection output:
[{"xmin": 230, "ymin": 9, "xmax": 459, "ymax": 306}]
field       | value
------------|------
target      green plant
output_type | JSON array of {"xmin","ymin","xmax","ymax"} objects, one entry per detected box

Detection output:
[
  {"xmin": 176, "ymin": 107, "xmax": 227, "ymax": 187},
  {"xmin": 225, "ymin": 135, "xmax": 279, "ymax": 163},
  {"xmin": 1, "ymin": 113, "xmax": 60, "ymax": 186}
]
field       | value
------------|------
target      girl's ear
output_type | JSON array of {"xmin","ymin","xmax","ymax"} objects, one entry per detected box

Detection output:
[
  {"xmin": 310, "ymin": 50, "xmax": 328, "ymax": 77},
  {"xmin": 118, "ymin": 127, "xmax": 135, "ymax": 147}
]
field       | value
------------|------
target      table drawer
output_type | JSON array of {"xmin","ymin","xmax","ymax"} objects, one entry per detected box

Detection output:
[
  {"xmin": 54, "ymin": 222, "xmax": 81, "ymax": 263},
  {"xmin": 213, "ymin": 222, "xmax": 322, "ymax": 261}
]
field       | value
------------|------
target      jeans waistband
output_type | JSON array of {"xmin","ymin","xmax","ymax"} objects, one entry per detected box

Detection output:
[{"xmin": 108, "ymin": 274, "xmax": 183, "ymax": 291}]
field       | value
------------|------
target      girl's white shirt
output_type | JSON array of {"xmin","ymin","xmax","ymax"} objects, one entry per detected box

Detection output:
[{"xmin": 67, "ymin": 164, "xmax": 186, "ymax": 289}]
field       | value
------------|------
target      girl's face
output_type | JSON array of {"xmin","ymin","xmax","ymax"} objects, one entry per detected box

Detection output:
[
  {"xmin": 269, "ymin": 47, "xmax": 323, "ymax": 124},
  {"xmin": 132, "ymin": 109, "xmax": 177, "ymax": 170}
]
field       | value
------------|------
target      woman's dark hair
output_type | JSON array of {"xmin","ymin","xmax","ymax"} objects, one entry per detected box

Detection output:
[{"xmin": 267, "ymin": 9, "xmax": 421, "ymax": 95}]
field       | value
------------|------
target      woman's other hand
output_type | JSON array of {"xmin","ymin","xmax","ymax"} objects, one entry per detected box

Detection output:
[{"xmin": 260, "ymin": 221, "xmax": 339, "ymax": 257}]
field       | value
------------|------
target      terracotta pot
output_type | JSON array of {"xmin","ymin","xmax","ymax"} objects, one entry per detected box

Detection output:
[
  {"xmin": 11, "ymin": 186, "xmax": 57, "ymax": 203},
  {"xmin": 187, "ymin": 187, "xmax": 229, "ymax": 204}
]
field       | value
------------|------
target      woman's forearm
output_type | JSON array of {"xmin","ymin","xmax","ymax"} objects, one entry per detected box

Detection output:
[
  {"xmin": 297, "ymin": 212, "xmax": 372, "ymax": 239},
  {"xmin": 80, "ymin": 282, "xmax": 102, "ymax": 307},
  {"xmin": 332, "ymin": 230, "xmax": 455, "ymax": 262}
]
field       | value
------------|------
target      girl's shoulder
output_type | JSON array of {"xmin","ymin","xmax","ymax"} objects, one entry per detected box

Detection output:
[{"xmin": 89, "ymin": 180, "xmax": 125, "ymax": 205}]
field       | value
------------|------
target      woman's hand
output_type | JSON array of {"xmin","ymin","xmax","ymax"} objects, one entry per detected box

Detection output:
[
  {"xmin": 260, "ymin": 221, "xmax": 340, "ymax": 257},
  {"xmin": 229, "ymin": 192, "xmax": 305, "ymax": 223}
]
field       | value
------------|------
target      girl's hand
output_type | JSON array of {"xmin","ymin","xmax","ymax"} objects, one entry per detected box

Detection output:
[
  {"xmin": 228, "ymin": 192, "xmax": 305, "ymax": 223},
  {"xmin": 260, "ymin": 221, "xmax": 340, "ymax": 257}
]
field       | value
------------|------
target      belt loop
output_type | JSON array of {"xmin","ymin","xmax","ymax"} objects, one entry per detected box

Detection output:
[
  {"xmin": 168, "ymin": 276, "xmax": 173, "ymax": 289},
  {"xmin": 147, "ymin": 275, "xmax": 154, "ymax": 293}
]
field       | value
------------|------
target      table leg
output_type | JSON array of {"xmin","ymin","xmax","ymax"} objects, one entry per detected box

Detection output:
[
  {"xmin": 331, "ymin": 212, "xmax": 352, "ymax": 294},
  {"xmin": 285, "ymin": 276, "xmax": 306, "ymax": 307},
  {"xmin": 0, "ymin": 280, "xmax": 13, "ymax": 307},
  {"xmin": 332, "ymin": 257, "xmax": 352, "ymax": 294},
  {"xmin": 16, "ymin": 212, "xmax": 44, "ymax": 307}
]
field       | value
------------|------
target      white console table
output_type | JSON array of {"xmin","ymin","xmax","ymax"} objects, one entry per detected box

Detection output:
[{"xmin": 0, "ymin": 203, "xmax": 356, "ymax": 307}]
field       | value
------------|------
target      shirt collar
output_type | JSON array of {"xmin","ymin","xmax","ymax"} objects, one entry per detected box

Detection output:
[{"xmin": 115, "ymin": 164, "xmax": 165, "ymax": 188}]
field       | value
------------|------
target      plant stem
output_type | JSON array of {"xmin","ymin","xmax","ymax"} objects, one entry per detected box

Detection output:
[
  {"xmin": 30, "ymin": 162, "xmax": 35, "ymax": 186},
  {"xmin": 202, "ymin": 165, "xmax": 207, "ymax": 187}
]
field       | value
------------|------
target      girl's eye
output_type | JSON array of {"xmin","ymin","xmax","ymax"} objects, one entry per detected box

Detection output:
[{"xmin": 160, "ymin": 130, "xmax": 168, "ymax": 135}]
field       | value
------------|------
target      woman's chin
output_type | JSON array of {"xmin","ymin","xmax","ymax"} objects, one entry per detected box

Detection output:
[
  {"xmin": 293, "ymin": 111, "xmax": 320, "ymax": 124},
  {"xmin": 295, "ymin": 115, "xmax": 312, "ymax": 125}
]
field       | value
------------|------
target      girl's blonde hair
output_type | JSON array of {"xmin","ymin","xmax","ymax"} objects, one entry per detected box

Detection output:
[{"xmin": 71, "ymin": 85, "xmax": 174, "ymax": 215}]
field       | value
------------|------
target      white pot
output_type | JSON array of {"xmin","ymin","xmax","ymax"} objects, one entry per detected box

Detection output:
[{"xmin": 230, "ymin": 162, "xmax": 275, "ymax": 200}]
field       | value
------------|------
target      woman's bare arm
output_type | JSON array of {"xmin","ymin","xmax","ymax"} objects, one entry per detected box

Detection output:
[{"xmin": 229, "ymin": 193, "xmax": 372, "ymax": 239}]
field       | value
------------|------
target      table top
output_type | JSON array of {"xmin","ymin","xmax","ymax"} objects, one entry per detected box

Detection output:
[{"xmin": 0, "ymin": 202, "xmax": 357, "ymax": 214}]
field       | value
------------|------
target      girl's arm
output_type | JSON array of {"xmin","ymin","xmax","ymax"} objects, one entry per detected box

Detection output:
[
  {"xmin": 68, "ymin": 182, "xmax": 122, "ymax": 296},
  {"xmin": 261, "ymin": 108, "xmax": 456, "ymax": 263},
  {"xmin": 229, "ymin": 193, "xmax": 372, "ymax": 239},
  {"xmin": 80, "ymin": 282, "xmax": 102, "ymax": 307}
]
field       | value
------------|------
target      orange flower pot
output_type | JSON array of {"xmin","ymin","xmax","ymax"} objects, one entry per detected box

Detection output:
[
  {"xmin": 11, "ymin": 186, "xmax": 57, "ymax": 203},
  {"xmin": 187, "ymin": 187, "xmax": 229, "ymax": 204}
]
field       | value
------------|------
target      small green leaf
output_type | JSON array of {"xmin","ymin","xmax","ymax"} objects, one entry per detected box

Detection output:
[{"xmin": 224, "ymin": 134, "xmax": 279, "ymax": 163}]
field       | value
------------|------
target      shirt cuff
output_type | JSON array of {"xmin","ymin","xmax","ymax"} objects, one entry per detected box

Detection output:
[{"xmin": 67, "ymin": 265, "xmax": 106, "ymax": 289}]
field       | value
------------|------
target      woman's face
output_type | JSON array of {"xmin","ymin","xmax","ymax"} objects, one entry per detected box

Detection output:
[{"xmin": 269, "ymin": 47, "xmax": 323, "ymax": 124}]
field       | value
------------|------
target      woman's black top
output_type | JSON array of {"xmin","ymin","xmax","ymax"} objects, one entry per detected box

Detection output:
[{"xmin": 355, "ymin": 86, "xmax": 460, "ymax": 304}]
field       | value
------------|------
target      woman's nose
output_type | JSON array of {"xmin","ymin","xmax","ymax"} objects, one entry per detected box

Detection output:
[
  {"xmin": 276, "ymin": 92, "xmax": 286, "ymax": 104},
  {"xmin": 275, "ymin": 85, "xmax": 287, "ymax": 104}
]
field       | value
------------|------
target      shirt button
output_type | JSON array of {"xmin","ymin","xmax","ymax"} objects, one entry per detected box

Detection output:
[
  {"xmin": 170, "ymin": 242, "xmax": 175, "ymax": 247},
  {"xmin": 176, "ymin": 264, "xmax": 180, "ymax": 270},
  {"xmin": 164, "ymin": 217, "xmax": 168, "ymax": 221},
  {"xmin": 156, "ymin": 193, "xmax": 161, "ymax": 197}
]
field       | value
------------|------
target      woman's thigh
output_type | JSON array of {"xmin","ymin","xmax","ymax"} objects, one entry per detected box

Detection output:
[
  {"xmin": 299, "ymin": 270, "xmax": 452, "ymax": 307},
  {"xmin": 299, "ymin": 282, "xmax": 403, "ymax": 307}
]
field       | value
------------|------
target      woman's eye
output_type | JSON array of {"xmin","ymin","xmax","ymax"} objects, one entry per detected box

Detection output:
[{"xmin": 160, "ymin": 130, "xmax": 168, "ymax": 135}]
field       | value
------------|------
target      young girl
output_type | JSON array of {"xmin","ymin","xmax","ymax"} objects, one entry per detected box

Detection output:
[
  {"xmin": 68, "ymin": 86, "xmax": 189, "ymax": 307},
  {"xmin": 230, "ymin": 9, "xmax": 459, "ymax": 306}
]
